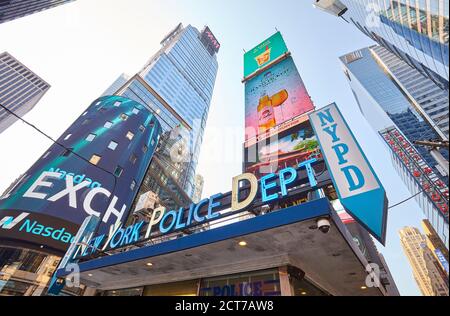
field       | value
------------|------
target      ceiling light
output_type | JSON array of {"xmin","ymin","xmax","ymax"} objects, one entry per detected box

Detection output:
[
  {"xmin": 238, "ymin": 241, "xmax": 247, "ymax": 247},
  {"xmin": 88, "ymin": 273, "xmax": 93, "ymax": 277},
  {"xmin": 146, "ymin": 262, "xmax": 153, "ymax": 266},
  {"xmin": 361, "ymin": 286, "xmax": 367, "ymax": 290}
]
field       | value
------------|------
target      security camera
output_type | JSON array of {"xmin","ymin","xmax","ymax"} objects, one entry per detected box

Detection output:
[
  {"xmin": 313, "ymin": 0, "xmax": 348, "ymax": 17},
  {"xmin": 317, "ymin": 218, "xmax": 331, "ymax": 234}
]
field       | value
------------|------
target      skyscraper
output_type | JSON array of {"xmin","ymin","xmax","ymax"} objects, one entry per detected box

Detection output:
[
  {"xmin": 192, "ymin": 174, "xmax": 204, "ymax": 204},
  {"xmin": 0, "ymin": 0, "xmax": 75, "ymax": 24},
  {"xmin": 101, "ymin": 73, "xmax": 129, "ymax": 97},
  {"xmin": 105, "ymin": 23, "xmax": 219, "ymax": 211},
  {"xmin": 314, "ymin": 0, "xmax": 449, "ymax": 91},
  {"xmin": 370, "ymin": 45, "xmax": 448, "ymax": 140},
  {"xmin": 422, "ymin": 219, "xmax": 449, "ymax": 275},
  {"xmin": 0, "ymin": 95, "xmax": 162, "ymax": 296},
  {"xmin": 340, "ymin": 46, "xmax": 449, "ymax": 250},
  {"xmin": 399, "ymin": 227, "xmax": 449, "ymax": 296},
  {"xmin": 0, "ymin": 52, "xmax": 50, "ymax": 133}
]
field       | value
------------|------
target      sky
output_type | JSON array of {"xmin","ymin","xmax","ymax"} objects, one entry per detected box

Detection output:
[{"xmin": 0, "ymin": 0, "xmax": 428, "ymax": 296}]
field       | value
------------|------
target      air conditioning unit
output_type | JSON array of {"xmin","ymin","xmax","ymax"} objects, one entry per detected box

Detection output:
[
  {"xmin": 313, "ymin": 0, "xmax": 348, "ymax": 17},
  {"xmin": 132, "ymin": 191, "xmax": 160, "ymax": 220}
]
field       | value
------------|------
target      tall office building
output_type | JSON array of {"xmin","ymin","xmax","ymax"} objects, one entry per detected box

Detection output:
[
  {"xmin": 371, "ymin": 45, "xmax": 448, "ymax": 140},
  {"xmin": 0, "ymin": 0, "xmax": 75, "ymax": 24},
  {"xmin": 192, "ymin": 174, "xmax": 204, "ymax": 204},
  {"xmin": 0, "ymin": 95, "xmax": 161, "ymax": 296},
  {"xmin": 340, "ymin": 46, "xmax": 449, "ymax": 250},
  {"xmin": 101, "ymin": 74, "xmax": 129, "ymax": 97},
  {"xmin": 314, "ymin": 0, "xmax": 449, "ymax": 91},
  {"xmin": 422, "ymin": 219, "xmax": 449, "ymax": 275},
  {"xmin": 399, "ymin": 227, "xmax": 449, "ymax": 296},
  {"xmin": 106, "ymin": 23, "xmax": 219, "ymax": 211},
  {"xmin": 0, "ymin": 52, "xmax": 50, "ymax": 133}
]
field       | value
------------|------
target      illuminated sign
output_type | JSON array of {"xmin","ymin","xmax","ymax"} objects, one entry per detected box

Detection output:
[
  {"xmin": 244, "ymin": 117, "xmax": 322, "ymax": 179},
  {"xmin": 77, "ymin": 160, "xmax": 321, "ymax": 257},
  {"xmin": 0, "ymin": 96, "xmax": 161, "ymax": 253},
  {"xmin": 0, "ymin": 210, "xmax": 77, "ymax": 253},
  {"xmin": 435, "ymin": 249, "xmax": 449, "ymax": 275},
  {"xmin": 201, "ymin": 26, "xmax": 220, "ymax": 55},
  {"xmin": 244, "ymin": 32, "xmax": 288, "ymax": 79},
  {"xmin": 309, "ymin": 103, "xmax": 388, "ymax": 244},
  {"xmin": 244, "ymin": 57, "xmax": 315, "ymax": 142},
  {"xmin": 380, "ymin": 127, "xmax": 449, "ymax": 221}
]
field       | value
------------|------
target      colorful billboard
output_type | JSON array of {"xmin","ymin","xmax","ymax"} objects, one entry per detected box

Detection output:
[
  {"xmin": 245, "ymin": 57, "xmax": 315, "ymax": 143},
  {"xmin": 244, "ymin": 32, "xmax": 288, "ymax": 79},
  {"xmin": 244, "ymin": 118, "xmax": 322, "ymax": 179},
  {"xmin": 0, "ymin": 96, "xmax": 161, "ymax": 253},
  {"xmin": 380, "ymin": 127, "xmax": 449, "ymax": 221}
]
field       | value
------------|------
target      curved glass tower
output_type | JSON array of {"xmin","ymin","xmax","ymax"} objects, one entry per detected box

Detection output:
[{"xmin": 315, "ymin": 0, "xmax": 449, "ymax": 91}]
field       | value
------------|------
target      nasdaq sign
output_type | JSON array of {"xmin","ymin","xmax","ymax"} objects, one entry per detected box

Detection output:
[{"xmin": 309, "ymin": 103, "xmax": 388, "ymax": 244}]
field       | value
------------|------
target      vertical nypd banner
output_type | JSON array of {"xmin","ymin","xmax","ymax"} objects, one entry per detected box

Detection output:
[{"xmin": 309, "ymin": 103, "xmax": 388, "ymax": 244}]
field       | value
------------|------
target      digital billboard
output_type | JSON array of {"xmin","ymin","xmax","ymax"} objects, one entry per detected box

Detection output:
[
  {"xmin": 380, "ymin": 127, "xmax": 449, "ymax": 220},
  {"xmin": 244, "ymin": 118, "xmax": 322, "ymax": 179},
  {"xmin": 245, "ymin": 57, "xmax": 315, "ymax": 143},
  {"xmin": 0, "ymin": 96, "xmax": 161, "ymax": 253},
  {"xmin": 201, "ymin": 26, "xmax": 221, "ymax": 55},
  {"xmin": 244, "ymin": 31, "xmax": 288, "ymax": 79}
]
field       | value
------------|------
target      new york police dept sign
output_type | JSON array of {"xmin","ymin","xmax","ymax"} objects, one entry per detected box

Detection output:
[{"xmin": 309, "ymin": 103, "xmax": 388, "ymax": 244}]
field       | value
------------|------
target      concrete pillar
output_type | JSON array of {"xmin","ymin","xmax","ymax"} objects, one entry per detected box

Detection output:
[
  {"xmin": 278, "ymin": 266, "xmax": 294, "ymax": 296},
  {"xmin": 83, "ymin": 287, "xmax": 98, "ymax": 296}
]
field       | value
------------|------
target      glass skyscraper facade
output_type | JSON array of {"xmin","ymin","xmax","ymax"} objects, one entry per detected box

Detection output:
[
  {"xmin": 0, "ymin": 52, "xmax": 50, "ymax": 134},
  {"xmin": 0, "ymin": 0, "xmax": 75, "ymax": 24},
  {"xmin": 315, "ymin": 0, "xmax": 449, "ymax": 91},
  {"xmin": 370, "ymin": 45, "xmax": 448, "ymax": 140},
  {"xmin": 340, "ymin": 46, "xmax": 449, "ymax": 250},
  {"xmin": 107, "ymin": 24, "xmax": 219, "ymax": 210},
  {"xmin": 137, "ymin": 24, "xmax": 218, "ymax": 198}
]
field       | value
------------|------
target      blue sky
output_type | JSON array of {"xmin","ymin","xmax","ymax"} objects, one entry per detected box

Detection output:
[{"xmin": 0, "ymin": 0, "xmax": 426, "ymax": 295}]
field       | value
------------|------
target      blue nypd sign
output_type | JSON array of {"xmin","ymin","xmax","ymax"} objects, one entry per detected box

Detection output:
[{"xmin": 309, "ymin": 103, "xmax": 388, "ymax": 244}]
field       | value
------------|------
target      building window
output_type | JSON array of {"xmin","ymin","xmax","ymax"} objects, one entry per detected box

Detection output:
[
  {"xmin": 130, "ymin": 180, "xmax": 136, "ymax": 191},
  {"xmin": 61, "ymin": 148, "xmax": 73, "ymax": 157},
  {"xmin": 81, "ymin": 119, "xmax": 90, "ymax": 125},
  {"xmin": 89, "ymin": 154, "xmax": 101, "ymax": 165},
  {"xmin": 42, "ymin": 151, "xmax": 51, "ymax": 159},
  {"xmin": 126, "ymin": 131, "xmax": 134, "ymax": 141},
  {"xmin": 132, "ymin": 107, "xmax": 140, "ymax": 115},
  {"xmin": 114, "ymin": 166, "xmax": 123, "ymax": 177},
  {"xmin": 85, "ymin": 134, "xmax": 96, "ymax": 142},
  {"xmin": 82, "ymin": 111, "xmax": 88, "ymax": 116},
  {"xmin": 142, "ymin": 145, "xmax": 148, "ymax": 153},
  {"xmin": 108, "ymin": 141, "xmax": 118, "ymax": 150},
  {"xmin": 114, "ymin": 101, "xmax": 121, "ymax": 107},
  {"xmin": 104, "ymin": 121, "xmax": 113, "ymax": 129},
  {"xmin": 139, "ymin": 125, "xmax": 145, "ymax": 133},
  {"xmin": 64, "ymin": 134, "xmax": 72, "ymax": 141},
  {"xmin": 151, "ymin": 139, "xmax": 155, "ymax": 146},
  {"xmin": 95, "ymin": 101, "xmax": 101, "ymax": 106},
  {"xmin": 120, "ymin": 113, "xmax": 128, "ymax": 121},
  {"xmin": 130, "ymin": 154, "xmax": 137, "ymax": 165}
]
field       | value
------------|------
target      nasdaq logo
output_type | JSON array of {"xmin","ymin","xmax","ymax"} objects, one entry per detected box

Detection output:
[
  {"xmin": 0, "ymin": 212, "xmax": 29, "ymax": 229},
  {"xmin": 0, "ymin": 212, "xmax": 74, "ymax": 244}
]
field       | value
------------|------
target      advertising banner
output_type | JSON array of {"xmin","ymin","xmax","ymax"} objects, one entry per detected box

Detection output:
[
  {"xmin": 435, "ymin": 249, "xmax": 449, "ymax": 275},
  {"xmin": 380, "ymin": 127, "xmax": 449, "ymax": 221},
  {"xmin": 309, "ymin": 103, "xmax": 388, "ymax": 244},
  {"xmin": 244, "ymin": 32, "xmax": 288, "ymax": 79},
  {"xmin": 244, "ymin": 118, "xmax": 322, "ymax": 179},
  {"xmin": 245, "ymin": 57, "xmax": 315, "ymax": 143},
  {"xmin": 0, "ymin": 96, "xmax": 161, "ymax": 253}
]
